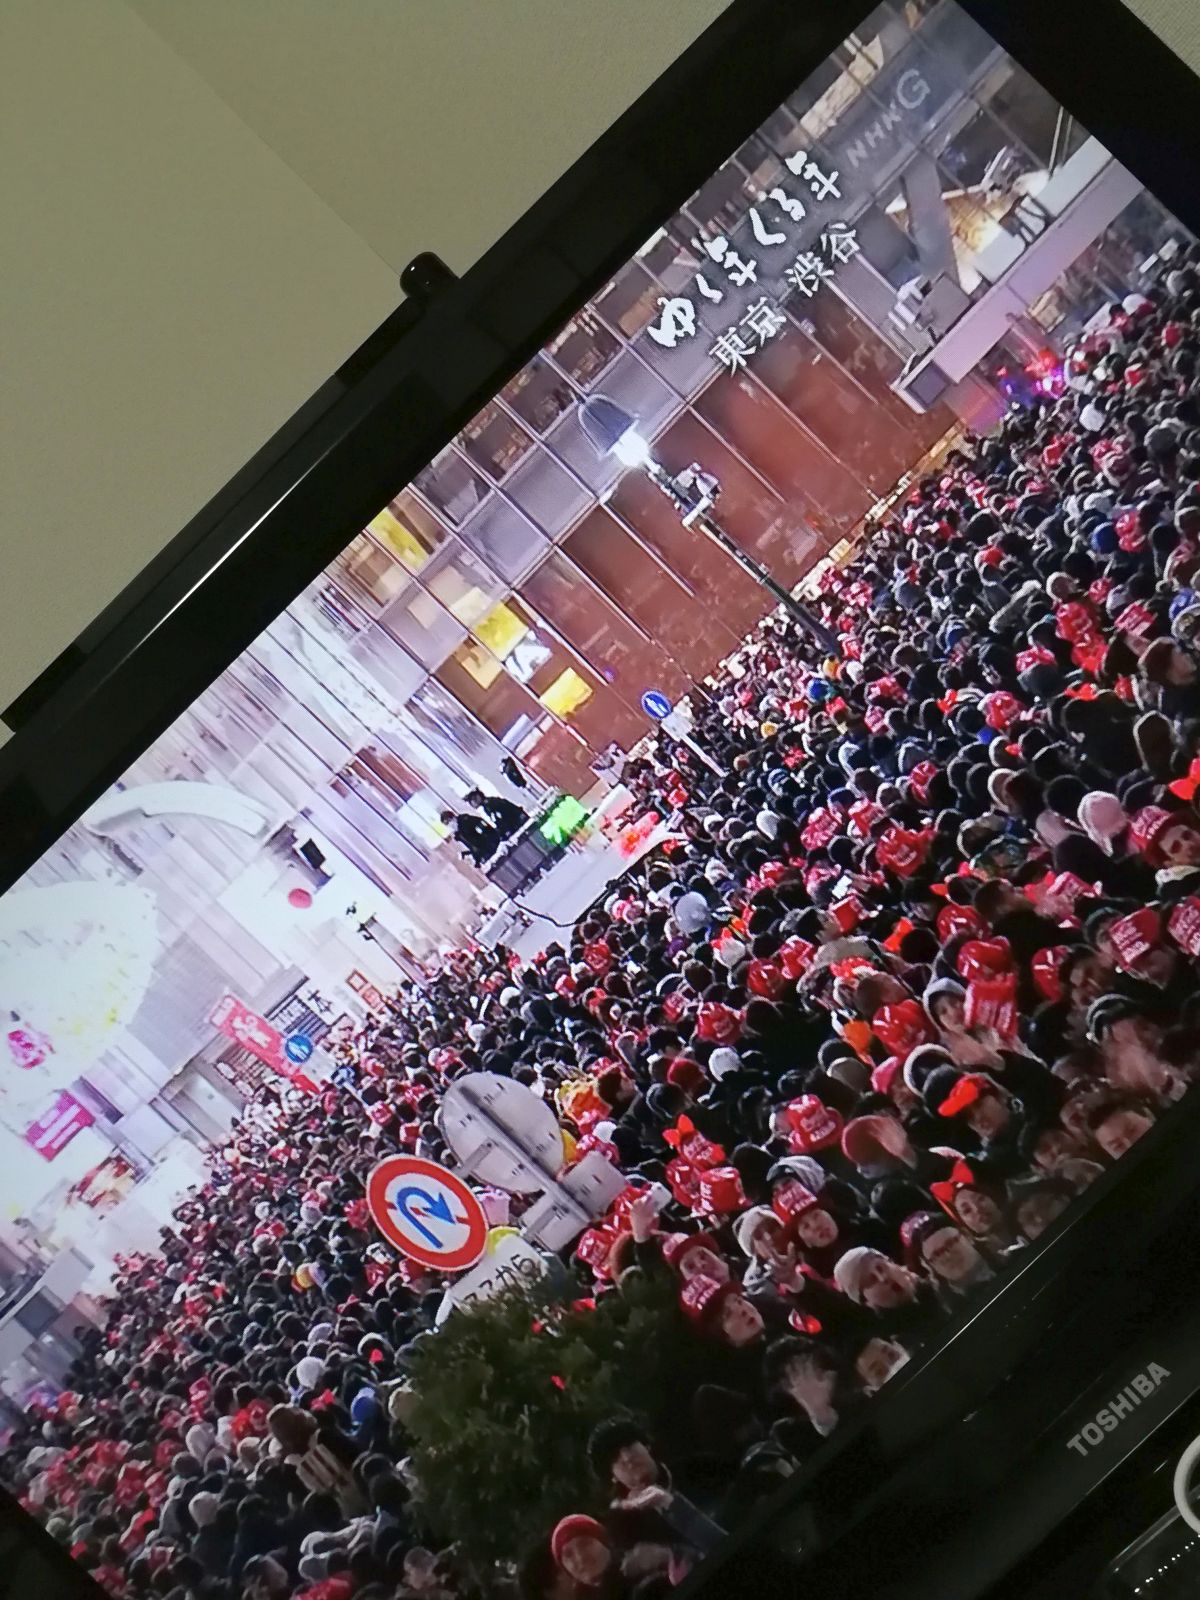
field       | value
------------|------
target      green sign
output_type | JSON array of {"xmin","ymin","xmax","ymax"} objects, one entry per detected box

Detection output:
[{"xmin": 538, "ymin": 795, "xmax": 589, "ymax": 848}]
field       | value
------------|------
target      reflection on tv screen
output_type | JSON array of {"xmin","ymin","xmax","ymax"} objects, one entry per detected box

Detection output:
[{"xmin": 3, "ymin": 4, "xmax": 1199, "ymax": 1596}]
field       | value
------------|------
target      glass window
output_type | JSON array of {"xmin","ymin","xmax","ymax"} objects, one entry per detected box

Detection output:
[
  {"xmin": 261, "ymin": 691, "xmax": 350, "ymax": 773},
  {"xmin": 262, "ymin": 723, "xmax": 330, "ymax": 791},
  {"xmin": 597, "ymin": 349, "xmax": 678, "ymax": 441},
  {"xmin": 351, "ymin": 746, "xmax": 443, "ymax": 855},
  {"xmin": 434, "ymin": 656, "xmax": 557, "ymax": 763},
  {"xmin": 347, "ymin": 626, "xmax": 427, "ymax": 711},
  {"xmin": 457, "ymin": 494, "xmax": 547, "ymax": 582},
  {"xmin": 314, "ymin": 783, "xmax": 423, "ymax": 892},
  {"xmin": 929, "ymin": 100, "xmax": 1023, "ymax": 191},
  {"xmin": 684, "ymin": 161, "xmax": 757, "ymax": 239},
  {"xmin": 473, "ymin": 593, "xmax": 640, "ymax": 754},
  {"xmin": 735, "ymin": 113, "xmax": 797, "ymax": 188},
  {"xmin": 407, "ymin": 679, "xmax": 506, "ymax": 788},
  {"xmin": 751, "ymin": 319, "xmax": 915, "ymax": 490},
  {"xmin": 788, "ymin": 53, "xmax": 865, "ymax": 141},
  {"xmin": 421, "ymin": 540, "xmax": 504, "ymax": 628},
  {"xmin": 941, "ymin": 181, "xmax": 1011, "ymax": 294},
  {"xmin": 520, "ymin": 721, "xmax": 601, "ymax": 798},
  {"xmin": 502, "ymin": 357, "xmax": 575, "ymax": 435},
  {"xmin": 564, "ymin": 507, "xmax": 722, "ymax": 681},
  {"xmin": 607, "ymin": 468, "xmax": 763, "ymax": 645},
  {"xmin": 382, "ymin": 587, "xmax": 467, "ymax": 670},
  {"xmin": 634, "ymin": 309, "xmax": 725, "ymax": 400},
  {"xmin": 907, "ymin": 0, "xmax": 998, "ymax": 77},
  {"xmin": 979, "ymin": 60, "xmax": 1072, "ymax": 168},
  {"xmin": 225, "ymin": 652, "xmax": 289, "ymax": 723},
  {"xmin": 504, "ymin": 447, "xmax": 592, "ymax": 540},
  {"xmin": 302, "ymin": 577, "xmax": 375, "ymax": 643},
  {"xmin": 519, "ymin": 550, "xmax": 691, "ymax": 709},
  {"xmin": 261, "ymin": 614, "xmax": 388, "ymax": 742},
  {"xmin": 457, "ymin": 400, "xmax": 535, "ymax": 481},
  {"xmin": 412, "ymin": 448, "xmax": 491, "ymax": 526},
  {"xmin": 328, "ymin": 532, "xmax": 414, "ymax": 616},
  {"xmin": 546, "ymin": 310, "xmax": 619, "ymax": 387},
  {"xmin": 243, "ymin": 742, "xmax": 312, "ymax": 815},
  {"xmin": 799, "ymin": 288, "xmax": 950, "ymax": 447},
  {"xmin": 1100, "ymin": 193, "xmax": 1193, "ymax": 281},
  {"xmin": 367, "ymin": 499, "xmax": 442, "ymax": 573},
  {"xmin": 595, "ymin": 261, "xmax": 665, "ymax": 338},
  {"xmin": 851, "ymin": 192, "xmax": 922, "ymax": 286},
  {"xmin": 469, "ymin": 598, "xmax": 546, "ymax": 682},
  {"xmin": 377, "ymin": 717, "xmax": 474, "ymax": 816},
  {"xmin": 538, "ymin": 668, "xmax": 592, "ymax": 720},
  {"xmin": 668, "ymin": 397, "xmax": 867, "ymax": 558}
]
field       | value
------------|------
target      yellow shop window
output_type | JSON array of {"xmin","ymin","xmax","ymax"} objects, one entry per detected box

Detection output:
[
  {"xmin": 539, "ymin": 668, "xmax": 592, "ymax": 719},
  {"xmin": 368, "ymin": 507, "xmax": 431, "ymax": 573}
]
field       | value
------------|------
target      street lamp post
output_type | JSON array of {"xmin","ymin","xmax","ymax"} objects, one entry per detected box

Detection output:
[{"xmin": 578, "ymin": 395, "xmax": 836, "ymax": 654}]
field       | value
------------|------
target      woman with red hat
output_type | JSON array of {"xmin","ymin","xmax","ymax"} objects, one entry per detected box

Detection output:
[
  {"xmin": 548, "ymin": 1515, "xmax": 616, "ymax": 1592},
  {"xmin": 923, "ymin": 977, "xmax": 1006, "ymax": 1069}
]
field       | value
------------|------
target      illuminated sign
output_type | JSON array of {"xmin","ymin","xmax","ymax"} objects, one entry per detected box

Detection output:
[{"xmin": 538, "ymin": 796, "xmax": 589, "ymax": 848}]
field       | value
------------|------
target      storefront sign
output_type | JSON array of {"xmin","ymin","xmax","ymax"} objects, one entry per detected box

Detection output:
[
  {"xmin": 347, "ymin": 969, "xmax": 387, "ymax": 1013},
  {"xmin": 25, "ymin": 1091, "xmax": 94, "ymax": 1161},
  {"xmin": 209, "ymin": 994, "xmax": 287, "ymax": 1071}
]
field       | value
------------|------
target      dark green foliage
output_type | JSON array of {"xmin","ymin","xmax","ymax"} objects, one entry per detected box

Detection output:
[{"xmin": 404, "ymin": 1267, "xmax": 686, "ymax": 1570}]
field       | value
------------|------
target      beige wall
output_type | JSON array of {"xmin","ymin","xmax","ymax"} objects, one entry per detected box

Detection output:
[{"xmin": 3, "ymin": 0, "xmax": 1198, "ymax": 723}]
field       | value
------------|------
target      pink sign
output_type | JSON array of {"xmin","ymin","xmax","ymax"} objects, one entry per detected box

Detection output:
[
  {"xmin": 25, "ymin": 1092, "xmax": 94, "ymax": 1161},
  {"xmin": 6, "ymin": 1027, "xmax": 52, "ymax": 1072},
  {"xmin": 209, "ymin": 994, "xmax": 287, "ymax": 1071}
]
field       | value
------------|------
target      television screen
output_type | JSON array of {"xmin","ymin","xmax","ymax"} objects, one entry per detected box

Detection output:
[{"xmin": 4, "ymin": 3, "xmax": 1200, "ymax": 1596}]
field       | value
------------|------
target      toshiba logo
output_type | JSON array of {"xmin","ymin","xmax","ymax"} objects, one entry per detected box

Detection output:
[{"xmin": 1067, "ymin": 1364, "xmax": 1171, "ymax": 1457}]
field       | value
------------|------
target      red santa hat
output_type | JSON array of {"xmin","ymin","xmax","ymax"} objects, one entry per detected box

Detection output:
[{"xmin": 550, "ymin": 1515, "xmax": 610, "ymax": 1568}]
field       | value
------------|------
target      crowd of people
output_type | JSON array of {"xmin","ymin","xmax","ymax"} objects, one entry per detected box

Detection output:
[{"xmin": 7, "ymin": 246, "xmax": 1200, "ymax": 1600}]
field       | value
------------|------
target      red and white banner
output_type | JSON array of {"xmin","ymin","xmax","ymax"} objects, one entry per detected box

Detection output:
[
  {"xmin": 209, "ymin": 994, "xmax": 288, "ymax": 1072},
  {"xmin": 25, "ymin": 1091, "xmax": 94, "ymax": 1161}
]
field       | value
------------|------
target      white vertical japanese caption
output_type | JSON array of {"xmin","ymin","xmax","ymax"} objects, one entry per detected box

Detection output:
[{"xmin": 646, "ymin": 150, "xmax": 860, "ymax": 374}]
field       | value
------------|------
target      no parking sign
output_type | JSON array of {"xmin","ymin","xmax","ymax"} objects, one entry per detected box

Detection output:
[{"xmin": 366, "ymin": 1153, "xmax": 488, "ymax": 1273}]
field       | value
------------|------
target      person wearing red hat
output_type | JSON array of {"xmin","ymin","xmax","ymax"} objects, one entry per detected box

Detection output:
[
  {"xmin": 1129, "ymin": 804, "xmax": 1200, "ymax": 877},
  {"xmin": 922, "ymin": 1067, "xmax": 1033, "ymax": 1175},
  {"xmin": 840, "ymin": 1111, "xmax": 957, "ymax": 1191},
  {"xmin": 923, "ymin": 977, "xmax": 1005, "ymax": 1069},
  {"xmin": 549, "ymin": 1514, "xmax": 613, "ymax": 1588},
  {"xmin": 658, "ymin": 1231, "xmax": 731, "ymax": 1285},
  {"xmin": 680, "ymin": 1274, "xmax": 765, "ymax": 1349},
  {"xmin": 665, "ymin": 1056, "xmax": 706, "ymax": 1096}
]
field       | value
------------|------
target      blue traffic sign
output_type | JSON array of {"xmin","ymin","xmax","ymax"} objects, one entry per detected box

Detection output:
[
  {"xmin": 641, "ymin": 689, "xmax": 673, "ymax": 721},
  {"xmin": 284, "ymin": 1032, "xmax": 314, "ymax": 1064}
]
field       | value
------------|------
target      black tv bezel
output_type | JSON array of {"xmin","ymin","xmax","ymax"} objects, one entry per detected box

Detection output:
[{"xmin": 5, "ymin": 3, "xmax": 1200, "ymax": 1596}]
